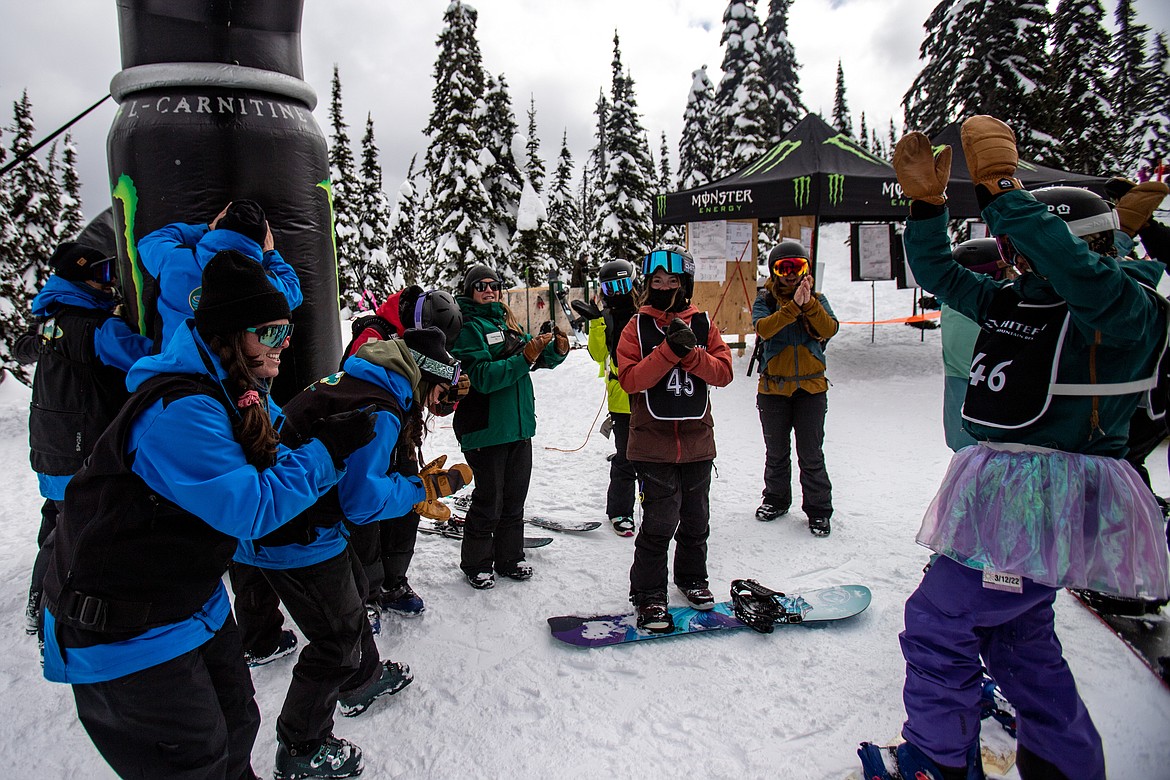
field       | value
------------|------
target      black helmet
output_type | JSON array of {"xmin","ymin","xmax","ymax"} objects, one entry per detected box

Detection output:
[
  {"xmin": 598, "ymin": 259, "xmax": 636, "ymax": 298},
  {"xmin": 460, "ymin": 264, "xmax": 501, "ymax": 298},
  {"xmin": 641, "ymin": 247, "xmax": 695, "ymax": 298},
  {"xmin": 1031, "ymin": 186, "xmax": 1118, "ymax": 238},
  {"xmin": 401, "ymin": 287, "xmax": 464, "ymax": 346},
  {"xmin": 952, "ymin": 238, "xmax": 1004, "ymax": 280},
  {"xmin": 766, "ymin": 240, "xmax": 809, "ymax": 264}
]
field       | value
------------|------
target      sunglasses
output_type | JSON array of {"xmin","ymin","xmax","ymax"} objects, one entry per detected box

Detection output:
[
  {"xmin": 246, "ymin": 323, "xmax": 294, "ymax": 347},
  {"xmin": 91, "ymin": 258, "xmax": 115, "ymax": 285},
  {"xmin": 641, "ymin": 250, "xmax": 694, "ymax": 277},
  {"xmin": 473, "ymin": 280, "xmax": 503, "ymax": 293},
  {"xmin": 409, "ymin": 349, "xmax": 461, "ymax": 385},
  {"xmin": 771, "ymin": 257, "xmax": 809, "ymax": 276},
  {"xmin": 600, "ymin": 277, "xmax": 634, "ymax": 297}
]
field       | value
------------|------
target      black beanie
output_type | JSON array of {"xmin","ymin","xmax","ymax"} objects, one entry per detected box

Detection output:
[
  {"xmin": 194, "ymin": 249, "xmax": 291, "ymax": 338},
  {"xmin": 49, "ymin": 242, "xmax": 108, "ymax": 282},
  {"xmin": 217, "ymin": 200, "xmax": 268, "ymax": 245},
  {"xmin": 402, "ymin": 327, "xmax": 460, "ymax": 384},
  {"xmin": 461, "ymin": 264, "xmax": 500, "ymax": 298}
]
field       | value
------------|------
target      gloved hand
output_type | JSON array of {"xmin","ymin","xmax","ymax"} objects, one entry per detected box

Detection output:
[
  {"xmin": 553, "ymin": 326, "xmax": 571, "ymax": 355},
  {"xmin": 522, "ymin": 333, "xmax": 554, "ymax": 364},
  {"xmin": 311, "ymin": 405, "xmax": 377, "ymax": 468},
  {"xmin": 664, "ymin": 317, "xmax": 697, "ymax": 359},
  {"xmin": 892, "ymin": 132, "xmax": 951, "ymax": 205},
  {"xmin": 447, "ymin": 372, "xmax": 471, "ymax": 402},
  {"xmin": 413, "ymin": 455, "xmax": 474, "ymax": 518},
  {"xmin": 1116, "ymin": 181, "xmax": 1170, "ymax": 236},
  {"xmin": 960, "ymin": 115, "xmax": 1022, "ymax": 196}
]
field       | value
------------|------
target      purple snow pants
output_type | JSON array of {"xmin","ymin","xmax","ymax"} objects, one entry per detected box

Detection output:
[{"xmin": 900, "ymin": 555, "xmax": 1104, "ymax": 779}]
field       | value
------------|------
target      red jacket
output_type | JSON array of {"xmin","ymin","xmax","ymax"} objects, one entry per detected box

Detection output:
[
  {"xmin": 616, "ymin": 304, "xmax": 733, "ymax": 463},
  {"xmin": 347, "ymin": 290, "xmax": 408, "ymax": 358}
]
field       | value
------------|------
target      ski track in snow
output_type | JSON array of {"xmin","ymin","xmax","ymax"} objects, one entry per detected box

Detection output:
[{"xmin": 1, "ymin": 224, "xmax": 1168, "ymax": 778}]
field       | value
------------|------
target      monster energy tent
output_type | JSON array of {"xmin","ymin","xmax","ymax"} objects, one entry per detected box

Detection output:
[
  {"xmin": 654, "ymin": 114, "xmax": 910, "ymax": 226},
  {"xmin": 930, "ymin": 122, "xmax": 1110, "ymax": 219}
]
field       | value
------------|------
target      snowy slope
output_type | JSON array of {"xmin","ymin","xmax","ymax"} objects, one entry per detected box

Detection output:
[{"xmin": 2, "ymin": 223, "xmax": 1169, "ymax": 779}]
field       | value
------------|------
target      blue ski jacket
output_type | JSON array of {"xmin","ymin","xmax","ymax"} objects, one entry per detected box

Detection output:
[
  {"xmin": 234, "ymin": 352, "xmax": 427, "ymax": 570},
  {"xmin": 43, "ymin": 321, "xmax": 342, "ymax": 684},
  {"xmin": 137, "ymin": 222, "xmax": 303, "ymax": 346}
]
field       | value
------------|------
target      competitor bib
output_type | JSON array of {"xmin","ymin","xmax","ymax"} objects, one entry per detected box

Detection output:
[{"xmin": 636, "ymin": 313, "xmax": 710, "ymax": 421}]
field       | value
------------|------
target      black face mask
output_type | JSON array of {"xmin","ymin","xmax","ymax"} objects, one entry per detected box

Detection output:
[{"xmin": 645, "ymin": 287, "xmax": 687, "ymax": 312}]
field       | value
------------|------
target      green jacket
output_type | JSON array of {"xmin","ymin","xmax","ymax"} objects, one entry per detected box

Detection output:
[
  {"xmin": 450, "ymin": 297, "xmax": 566, "ymax": 450},
  {"xmin": 905, "ymin": 190, "xmax": 1166, "ymax": 456}
]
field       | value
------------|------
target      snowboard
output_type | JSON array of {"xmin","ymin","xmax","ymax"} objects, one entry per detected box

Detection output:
[
  {"xmin": 547, "ymin": 584, "xmax": 871, "ymax": 648},
  {"xmin": 446, "ymin": 495, "xmax": 600, "ymax": 533},
  {"xmin": 1069, "ymin": 590, "xmax": 1170, "ymax": 691},
  {"xmin": 417, "ymin": 520, "xmax": 552, "ymax": 549}
]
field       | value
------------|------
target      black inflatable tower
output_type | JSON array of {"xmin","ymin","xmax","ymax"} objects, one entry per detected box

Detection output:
[{"xmin": 107, "ymin": 0, "xmax": 339, "ymax": 401}]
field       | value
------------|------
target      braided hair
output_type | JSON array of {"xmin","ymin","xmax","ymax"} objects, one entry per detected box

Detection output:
[{"xmin": 209, "ymin": 331, "xmax": 280, "ymax": 469}]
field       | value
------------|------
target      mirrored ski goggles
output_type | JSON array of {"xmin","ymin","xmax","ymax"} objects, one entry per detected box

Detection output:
[
  {"xmin": 472, "ymin": 280, "xmax": 504, "ymax": 293},
  {"xmin": 600, "ymin": 276, "xmax": 634, "ymax": 297},
  {"xmin": 91, "ymin": 257, "xmax": 115, "ymax": 284},
  {"xmin": 641, "ymin": 250, "xmax": 693, "ymax": 277},
  {"xmin": 771, "ymin": 256, "xmax": 809, "ymax": 277},
  {"xmin": 245, "ymin": 323, "xmax": 294, "ymax": 347},
  {"xmin": 409, "ymin": 349, "xmax": 461, "ymax": 385},
  {"xmin": 995, "ymin": 235, "xmax": 1022, "ymax": 266}
]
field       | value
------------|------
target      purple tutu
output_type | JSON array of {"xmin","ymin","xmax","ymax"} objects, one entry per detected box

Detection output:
[{"xmin": 918, "ymin": 443, "xmax": 1170, "ymax": 599}]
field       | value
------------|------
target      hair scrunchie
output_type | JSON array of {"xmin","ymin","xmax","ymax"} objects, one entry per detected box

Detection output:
[{"xmin": 237, "ymin": 389, "xmax": 261, "ymax": 409}]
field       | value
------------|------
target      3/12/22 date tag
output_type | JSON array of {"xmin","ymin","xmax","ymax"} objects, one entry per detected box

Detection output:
[{"xmin": 982, "ymin": 569, "xmax": 1023, "ymax": 594}]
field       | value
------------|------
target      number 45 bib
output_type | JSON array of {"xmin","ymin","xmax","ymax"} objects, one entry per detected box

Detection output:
[{"xmin": 636, "ymin": 313, "xmax": 710, "ymax": 421}]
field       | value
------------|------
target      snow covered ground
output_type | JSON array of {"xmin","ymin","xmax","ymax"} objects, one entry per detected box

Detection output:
[{"xmin": 2, "ymin": 222, "xmax": 1169, "ymax": 779}]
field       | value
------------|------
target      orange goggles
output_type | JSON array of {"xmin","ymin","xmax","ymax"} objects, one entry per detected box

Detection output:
[{"xmin": 771, "ymin": 256, "xmax": 809, "ymax": 277}]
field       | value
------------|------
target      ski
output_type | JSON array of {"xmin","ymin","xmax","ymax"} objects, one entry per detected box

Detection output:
[
  {"xmin": 444, "ymin": 495, "xmax": 599, "ymax": 532},
  {"xmin": 417, "ymin": 520, "xmax": 552, "ymax": 549}
]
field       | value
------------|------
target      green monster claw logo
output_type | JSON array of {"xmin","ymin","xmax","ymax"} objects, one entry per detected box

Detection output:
[
  {"xmin": 111, "ymin": 174, "xmax": 148, "ymax": 336},
  {"xmin": 743, "ymin": 140, "xmax": 802, "ymax": 177},
  {"xmin": 823, "ymin": 134, "xmax": 887, "ymax": 166},
  {"xmin": 656, "ymin": 194, "xmax": 667, "ymax": 218},
  {"xmin": 828, "ymin": 174, "xmax": 845, "ymax": 205},
  {"xmin": 794, "ymin": 176, "xmax": 811, "ymax": 208}
]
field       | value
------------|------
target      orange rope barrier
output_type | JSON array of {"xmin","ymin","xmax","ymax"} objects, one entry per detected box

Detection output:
[{"xmin": 839, "ymin": 311, "xmax": 941, "ymax": 326}]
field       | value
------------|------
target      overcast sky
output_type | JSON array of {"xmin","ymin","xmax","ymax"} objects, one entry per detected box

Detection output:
[{"xmin": 2, "ymin": 0, "xmax": 1168, "ymax": 223}]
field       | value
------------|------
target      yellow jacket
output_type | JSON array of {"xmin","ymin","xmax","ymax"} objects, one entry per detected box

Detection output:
[
  {"xmin": 587, "ymin": 316, "xmax": 631, "ymax": 414},
  {"xmin": 752, "ymin": 280, "xmax": 839, "ymax": 397}
]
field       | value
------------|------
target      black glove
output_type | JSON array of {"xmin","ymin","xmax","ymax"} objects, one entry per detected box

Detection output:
[
  {"xmin": 311, "ymin": 405, "xmax": 377, "ymax": 468},
  {"xmin": 664, "ymin": 317, "xmax": 697, "ymax": 359}
]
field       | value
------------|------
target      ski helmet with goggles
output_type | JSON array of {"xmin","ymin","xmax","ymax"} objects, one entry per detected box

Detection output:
[
  {"xmin": 641, "ymin": 247, "xmax": 696, "ymax": 297},
  {"xmin": 996, "ymin": 186, "xmax": 1119, "ymax": 268},
  {"xmin": 598, "ymin": 259, "xmax": 636, "ymax": 298},
  {"xmin": 767, "ymin": 240, "xmax": 811, "ymax": 278},
  {"xmin": 952, "ymin": 238, "xmax": 1006, "ymax": 280},
  {"xmin": 400, "ymin": 288, "xmax": 463, "ymax": 347}
]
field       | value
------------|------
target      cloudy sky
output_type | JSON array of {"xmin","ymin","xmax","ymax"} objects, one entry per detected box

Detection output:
[{"xmin": 2, "ymin": 0, "xmax": 1168, "ymax": 223}]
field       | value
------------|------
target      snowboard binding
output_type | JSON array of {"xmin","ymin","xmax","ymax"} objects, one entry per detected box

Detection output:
[{"xmin": 730, "ymin": 579, "xmax": 803, "ymax": 633}]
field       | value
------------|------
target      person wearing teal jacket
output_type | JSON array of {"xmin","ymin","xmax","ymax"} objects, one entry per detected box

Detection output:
[
  {"xmin": 859, "ymin": 117, "xmax": 1170, "ymax": 780},
  {"xmin": 450, "ymin": 264, "xmax": 568, "ymax": 589}
]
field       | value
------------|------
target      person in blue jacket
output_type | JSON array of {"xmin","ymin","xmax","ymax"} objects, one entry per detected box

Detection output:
[
  {"xmin": 40, "ymin": 250, "xmax": 376, "ymax": 780},
  {"xmin": 859, "ymin": 117, "xmax": 1170, "ymax": 780},
  {"xmin": 243, "ymin": 329, "xmax": 469, "ymax": 780},
  {"xmin": 16, "ymin": 242, "xmax": 152, "ymax": 638}
]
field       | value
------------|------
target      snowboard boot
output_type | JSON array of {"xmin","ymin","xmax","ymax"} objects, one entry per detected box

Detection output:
[
  {"xmin": 755, "ymin": 502, "xmax": 788, "ymax": 522},
  {"xmin": 634, "ymin": 599, "xmax": 674, "ymax": 634},
  {"xmin": 244, "ymin": 629, "xmax": 298, "ymax": 668},
  {"xmin": 858, "ymin": 741, "xmax": 984, "ymax": 780},
  {"xmin": 338, "ymin": 660, "xmax": 413, "ymax": 717},
  {"xmin": 677, "ymin": 584, "xmax": 715, "ymax": 610},
  {"xmin": 497, "ymin": 562, "xmax": 534, "ymax": 581},
  {"xmin": 24, "ymin": 588, "xmax": 41, "ymax": 636},
  {"xmin": 808, "ymin": 516, "xmax": 831, "ymax": 537},
  {"xmin": 610, "ymin": 516, "xmax": 636, "ymax": 537},
  {"xmin": 274, "ymin": 734, "xmax": 363, "ymax": 780},
  {"xmin": 465, "ymin": 571, "xmax": 495, "ymax": 590},
  {"xmin": 378, "ymin": 582, "xmax": 425, "ymax": 616}
]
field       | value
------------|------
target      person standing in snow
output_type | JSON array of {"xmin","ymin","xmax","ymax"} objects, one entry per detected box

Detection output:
[
  {"xmin": 450, "ymin": 264, "xmax": 569, "ymax": 590},
  {"xmin": 17, "ymin": 242, "xmax": 153, "ymax": 639},
  {"xmin": 617, "ymin": 248, "xmax": 733, "ymax": 633},
  {"xmin": 858, "ymin": 116, "xmax": 1170, "ymax": 780},
  {"xmin": 751, "ymin": 240, "xmax": 838, "ymax": 536},
  {"xmin": 246, "ymin": 331, "xmax": 468, "ymax": 780},
  {"xmin": 586, "ymin": 259, "xmax": 640, "ymax": 537},
  {"xmin": 39, "ymin": 249, "xmax": 376, "ymax": 780}
]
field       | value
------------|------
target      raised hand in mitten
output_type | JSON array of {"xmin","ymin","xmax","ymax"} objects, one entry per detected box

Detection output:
[
  {"xmin": 552, "ymin": 326, "xmax": 571, "ymax": 356},
  {"xmin": 1116, "ymin": 181, "xmax": 1170, "ymax": 237},
  {"xmin": 960, "ymin": 115, "xmax": 1022, "ymax": 196},
  {"xmin": 892, "ymin": 132, "xmax": 951, "ymax": 205},
  {"xmin": 521, "ymin": 333, "xmax": 554, "ymax": 363},
  {"xmin": 311, "ymin": 405, "xmax": 377, "ymax": 468},
  {"xmin": 664, "ymin": 317, "xmax": 697, "ymax": 359}
]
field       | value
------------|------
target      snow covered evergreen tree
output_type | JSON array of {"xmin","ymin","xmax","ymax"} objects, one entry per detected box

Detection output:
[
  {"xmin": 678, "ymin": 65, "xmax": 718, "ymax": 189},
  {"xmin": 59, "ymin": 132, "xmax": 85, "ymax": 242},
  {"xmin": 328, "ymin": 65, "xmax": 361, "ymax": 309},
  {"xmin": 512, "ymin": 178, "xmax": 548, "ymax": 287},
  {"xmin": 657, "ymin": 131, "xmax": 683, "ymax": 245},
  {"xmin": 583, "ymin": 89, "xmax": 609, "ymax": 252},
  {"xmin": 6, "ymin": 92, "xmax": 56, "ymax": 303},
  {"xmin": 1110, "ymin": 0, "xmax": 1152, "ymax": 172},
  {"xmin": 356, "ymin": 113, "xmax": 394, "ymax": 305},
  {"xmin": 595, "ymin": 33, "xmax": 655, "ymax": 264},
  {"xmin": 480, "ymin": 72, "xmax": 524, "ymax": 276},
  {"xmin": 832, "ymin": 61, "xmax": 853, "ymax": 136},
  {"xmin": 1136, "ymin": 32, "xmax": 1170, "ymax": 174},
  {"xmin": 421, "ymin": 1, "xmax": 497, "ymax": 288},
  {"xmin": 715, "ymin": 0, "xmax": 773, "ymax": 176},
  {"xmin": 386, "ymin": 155, "xmax": 424, "ymax": 287},
  {"xmin": 524, "ymin": 96, "xmax": 546, "ymax": 195},
  {"xmin": 858, "ymin": 112, "xmax": 869, "ymax": 151},
  {"xmin": 543, "ymin": 131, "xmax": 579, "ymax": 280},
  {"xmin": 0, "ymin": 125, "xmax": 29, "ymax": 383},
  {"xmin": 759, "ymin": 0, "xmax": 804, "ymax": 137}
]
